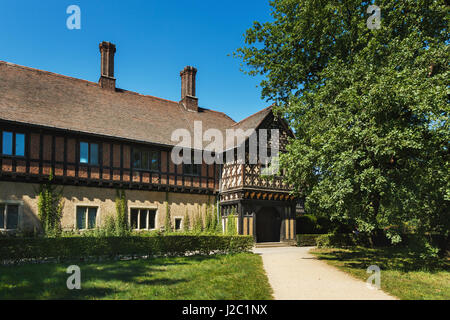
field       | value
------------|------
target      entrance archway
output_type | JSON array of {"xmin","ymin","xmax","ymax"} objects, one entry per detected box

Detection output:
[{"xmin": 256, "ymin": 206, "xmax": 281, "ymax": 242}]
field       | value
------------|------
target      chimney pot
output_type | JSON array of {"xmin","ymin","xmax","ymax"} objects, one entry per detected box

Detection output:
[{"xmin": 99, "ymin": 41, "xmax": 116, "ymax": 90}]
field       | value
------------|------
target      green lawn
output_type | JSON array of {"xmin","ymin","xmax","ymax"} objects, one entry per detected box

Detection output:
[
  {"xmin": 311, "ymin": 247, "xmax": 450, "ymax": 300},
  {"xmin": 0, "ymin": 253, "xmax": 273, "ymax": 300}
]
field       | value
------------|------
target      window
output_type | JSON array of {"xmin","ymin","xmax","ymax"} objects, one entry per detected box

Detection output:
[
  {"xmin": 183, "ymin": 164, "xmax": 201, "ymax": 176},
  {"xmin": 76, "ymin": 206, "xmax": 98, "ymax": 230},
  {"xmin": 130, "ymin": 208, "xmax": 156, "ymax": 230},
  {"xmin": 79, "ymin": 142, "xmax": 99, "ymax": 165},
  {"xmin": 0, "ymin": 203, "xmax": 19, "ymax": 230},
  {"xmin": 1, "ymin": 131, "xmax": 25, "ymax": 156},
  {"xmin": 132, "ymin": 148, "xmax": 159, "ymax": 171},
  {"xmin": 175, "ymin": 218, "xmax": 182, "ymax": 231}
]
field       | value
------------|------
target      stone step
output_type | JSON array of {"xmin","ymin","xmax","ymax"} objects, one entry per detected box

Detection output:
[{"xmin": 254, "ymin": 241, "xmax": 295, "ymax": 248}]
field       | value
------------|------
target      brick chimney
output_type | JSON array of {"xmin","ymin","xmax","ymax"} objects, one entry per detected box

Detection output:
[
  {"xmin": 98, "ymin": 41, "xmax": 116, "ymax": 90},
  {"xmin": 180, "ymin": 66, "xmax": 198, "ymax": 111}
]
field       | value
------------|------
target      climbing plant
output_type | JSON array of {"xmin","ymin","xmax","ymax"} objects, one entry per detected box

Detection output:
[
  {"xmin": 37, "ymin": 170, "xmax": 64, "ymax": 237},
  {"xmin": 205, "ymin": 204, "xmax": 212, "ymax": 231},
  {"xmin": 114, "ymin": 189, "xmax": 129, "ymax": 236},
  {"xmin": 193, "ymin": 206, "xmax": 204, "ymax": 233},
  {"xmin": 183, "ymin": 209, "xmax": 190, "ymax": 231},
  {"xmin": 164, "ymin": 194, "xmax": 173, "ymax": 233},
  {"xmin": 226, "ymin": 207, "xmax": 237, "ymax": 236}
]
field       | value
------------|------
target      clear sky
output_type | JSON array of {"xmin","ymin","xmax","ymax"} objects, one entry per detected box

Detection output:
[{"xmin": 0, "ymin": 0, "xmax": 274, "ymax": 123}]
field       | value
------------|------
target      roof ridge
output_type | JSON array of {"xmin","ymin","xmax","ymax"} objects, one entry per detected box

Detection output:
[
  {"xmin": 231, "ymin": 105, "xmax": 273, "ymax": 127},
  {"xmin": 0, "ymin": 60, "xmax": 98, "ymax": 86},
  {"xmin": 200, "ymin": 107, "xmax": 236, "ymax": 123},
  {"xmin": 0, "ymin": 60, "xmax": 183, "ymax": 105}
]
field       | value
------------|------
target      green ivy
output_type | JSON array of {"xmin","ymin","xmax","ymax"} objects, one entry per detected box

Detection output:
[
  {"xmin": 164, "ymin": 194, "xmax": 173, "ymax": 233},
  {"xmin": 183, "ymin": 209, "xmax": 190, "ymax": 231},
  {"xmin": 114, "ymin": 189, "xmax": 129, "ymax": 236},
  {"xmin": 36, "ymin": 170, "xmax": 63, "ymax": 237}
]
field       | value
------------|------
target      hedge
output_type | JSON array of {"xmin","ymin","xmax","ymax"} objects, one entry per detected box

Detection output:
[
  {"xmin": 315, "ymin": 232, "xmax": 449, "ymax": 252},
  {"xmin": 0, "ymin": 235, "xmax": 254, "ymax": 265},
  {"xmin": 296, "ymin": 234, "xmax": 322, "ymax": 247},
  {"xmin": 315, "ymin": 233, "xmax": 359, "ymax": 248}
]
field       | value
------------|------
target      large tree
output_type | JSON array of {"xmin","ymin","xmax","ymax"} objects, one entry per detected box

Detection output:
[{"xmin": 236, "ymin": 0, "xmax": 449, "ymax": 243}]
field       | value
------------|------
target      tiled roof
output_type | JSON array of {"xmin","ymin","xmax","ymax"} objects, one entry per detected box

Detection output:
[
  {"xmin": 0, "ymin": 61, "xmax": 249, "ymax": 149},
  {"xmin": 232, "ymin": 105, "xmax": 273, "ymax": 131}
]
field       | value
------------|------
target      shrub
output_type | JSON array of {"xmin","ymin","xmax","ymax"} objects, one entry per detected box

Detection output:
[
  {"xmin": 296, "ymin": 234, "xmax": 321, "ymax": 246},
  {"xmin": 296, "ymin": 214, "xmax": 348, "ymax": 234},
  {"xmin": 316, "ymin": 233, "xmax": 358, "ymax": 248},
  {"xmin": 0, "ymin": 235, "xmax": 254, "ymax": 265},
  {"xmin": 296, "ymin": 215, "xmax": 317, "ymax": 234}
]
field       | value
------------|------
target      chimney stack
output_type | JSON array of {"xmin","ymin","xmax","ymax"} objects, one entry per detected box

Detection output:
[
  {"xmin": 180, "ymin": 66, "xmax": 198, "ymax": 111},
  {"xmin": 99, "ymin": 41, "xmax": 116, "ymax": 90}
]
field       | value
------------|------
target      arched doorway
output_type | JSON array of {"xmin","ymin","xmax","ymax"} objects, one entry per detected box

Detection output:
[{"xmin": 256, "ymin": 207, "xmax": 281, "ymax": 242}]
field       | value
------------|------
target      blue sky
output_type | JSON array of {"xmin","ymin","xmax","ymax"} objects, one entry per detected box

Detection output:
[{"xmin": 0, "ymin": 1, "xmax": 274, "ymax": 122}]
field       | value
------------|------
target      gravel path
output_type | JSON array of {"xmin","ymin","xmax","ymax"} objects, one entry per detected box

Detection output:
[{"xmin": 253, "ymin": 246, "xmax": 397, "ymax": 300}]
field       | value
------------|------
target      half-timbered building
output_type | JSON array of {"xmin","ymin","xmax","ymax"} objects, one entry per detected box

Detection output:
[{"xmin": 0, "ymin": 42, "xmax": 296, "ymax": 243}]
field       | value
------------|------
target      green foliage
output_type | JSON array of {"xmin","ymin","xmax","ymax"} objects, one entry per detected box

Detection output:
[
  {"xmin": 226, "ymin": 208, "xmax": 237, "ymax": 235},
  {"xmin": 164, "ymin": 199, "xmax": 173, "ymax": 233},
  {"xmin": 202, "ymin": 204, "xmax": 220, "ymax": 234},
  {"xmin": 209, "ymin": 204, "xmax": 219, "ymax": 233},
  {"xmin": 36, "ymin": 170, "xmax": 64, "ymax": 237},
  {"xmin": 104, "ymin": 215, "xmax": 120, "ymax": 237},
  {"xmin": 216, "ymin": 206, "xmax": 223, "ymax": 234},
  {"xmin": 297, "ymin": 214, "xmax": 354, "ymax": 234},
  {"xmin": 114, "ymin": 189, "xmax": 129, "ymax": 236},
  {"xmin": 404, "ymin": 234, "xmax": 443, "ymax": 266},
  {"xmin": 236, "ymin": 0, "xmax": 449, "ymax": 244},
  {"xmin": 296, "ymin": 215, "xmax": 318, "ymax": 234},
  {"xmin": 296, "ymin": 234, "xmax": 321, "ymax": 247},
  {"xmin": 316, "ymin": 233, "xmax": 358, "ymax": 248},
  {"xmin": 0, "ymin": 235, "xmax": 255, "ymax": 264},
  {"xmin": 183, "ymin": 209, "xmax": 190, "ymax": 231},
  {"xmin": 204, "ymin": 205, "xmax": 212, "ymax": 231},
  {"xmin": 193, "ymin": 207, "xmax": 204, "ymax": 233}
]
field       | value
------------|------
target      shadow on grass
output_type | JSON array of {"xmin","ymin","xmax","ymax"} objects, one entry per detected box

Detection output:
[
  {"xmin": 0, "ymin": 254, "xmax": 226, "ymax": 300},
  {"xmin": 314, "ymin": 247, "xmax": 449, "ymax": 273}
]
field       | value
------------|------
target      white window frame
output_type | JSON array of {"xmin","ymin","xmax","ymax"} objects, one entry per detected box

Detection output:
[
  {"xmin": 0, "ymin": 200, "xmax": 23, "ymax": 231},
  {"xmin": 174, "ymin": 217, "xmax": 183, "ymax": 231},
  {"xmin": 74, "ymin": 205, "xmax": 100, "ymax": 230},
  {"xmin": 129, "ymin": 206, "xmax": 158, "ymax": 231}
]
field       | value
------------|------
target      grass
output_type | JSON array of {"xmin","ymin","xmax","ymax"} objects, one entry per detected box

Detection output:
[
  {"xmin": 0, "ymin": 253, "xmax": 273, "ymax": 300},
  {"xmin": 310, "ymin": 246, "xmax": 450, "ymax": 300}
]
